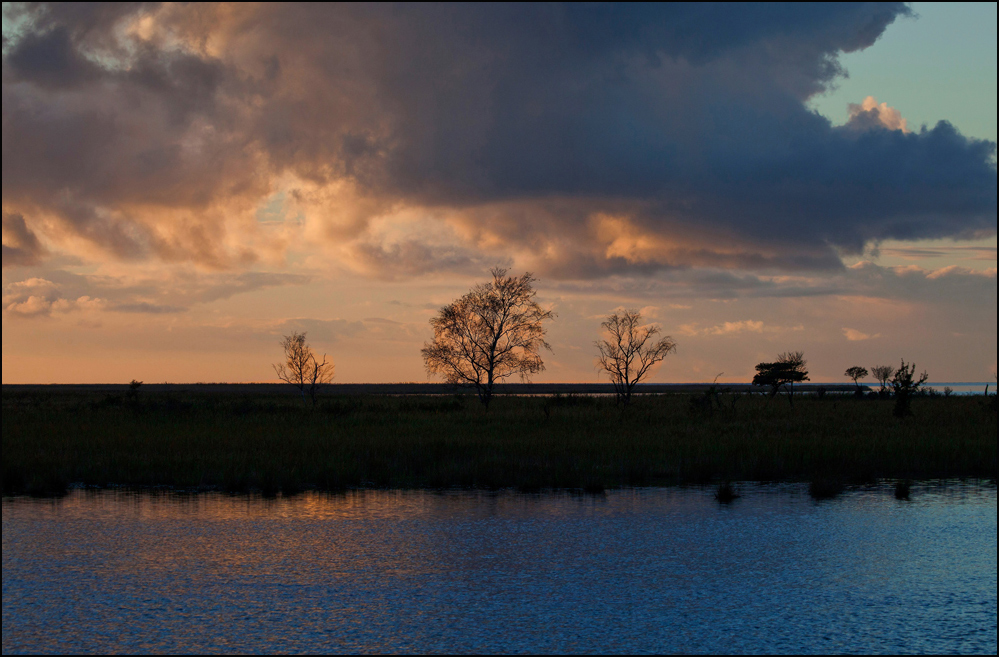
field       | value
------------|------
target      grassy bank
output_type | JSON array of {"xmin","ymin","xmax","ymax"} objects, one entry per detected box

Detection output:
[{"xmin": 2, "ymin": 388, "xmax": 995, "ymax": 496}]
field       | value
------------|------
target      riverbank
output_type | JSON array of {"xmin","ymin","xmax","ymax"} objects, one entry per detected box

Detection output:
[{"xmin": 3, "ymin": 388, "xmax": 995, "ymax": 496}]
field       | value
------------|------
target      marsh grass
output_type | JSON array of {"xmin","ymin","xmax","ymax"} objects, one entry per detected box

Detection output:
[{"xmin": 2, "ymin": 389, "xmax": 995, "ymax": 496}]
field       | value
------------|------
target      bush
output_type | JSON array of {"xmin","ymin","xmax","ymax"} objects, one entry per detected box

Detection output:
[
  {"xmin": 892, "ymin": 360, "xmax": 928, "ymax": 418},
  {"xmin": 715, "ymin": 482, "xmax": 740, "ymax": 503},
  {"xmin": 809, "ymin": 479, "xmax": 844, "ymax": 500}
]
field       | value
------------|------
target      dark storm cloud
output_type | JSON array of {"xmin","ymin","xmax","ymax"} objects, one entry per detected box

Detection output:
[
  {"xmin": 2, "ymin": 2, "xmax": 995, "ymax": 276},
  {"xmin": 5, "ymin": 26, "xmax": 101, "ymax": 87}
]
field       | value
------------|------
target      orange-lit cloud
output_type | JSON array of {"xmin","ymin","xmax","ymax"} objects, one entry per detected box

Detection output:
[
  {"xmin": 2, "ymin": 214, "xmax": 45, "ymax": 267},
  {"xmin": 677, "ymin": 320, "xmax": 805, "ymax": 337},
  {"xmin": 846, "ymin": 96, "xmax": 909, "ymax": 133},
  {"xmin": 2, "ymin": 278, "xmax": 107, "ymax": 317},
  {"xmin": 2, "ymin": 4, "xmax": 994, "ymax": 280},
  {"xmin": 842, "ymin": 328, "xmax": 881, "ymax": 341}
]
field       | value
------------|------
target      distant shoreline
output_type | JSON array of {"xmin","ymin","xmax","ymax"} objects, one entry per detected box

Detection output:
[{"xmin": 2, "ymin": 382, "xmax": 866, "ymax": 395}]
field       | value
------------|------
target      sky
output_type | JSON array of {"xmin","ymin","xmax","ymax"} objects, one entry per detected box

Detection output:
[{"xmin": 2, "ymin": 2, "xmax": 996, "ymax": 385}]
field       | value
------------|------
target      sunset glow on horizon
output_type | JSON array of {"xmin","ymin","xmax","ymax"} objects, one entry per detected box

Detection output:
[{"xmin": 2, "ymin": 2, "xmax": 996, "ymax": 385}]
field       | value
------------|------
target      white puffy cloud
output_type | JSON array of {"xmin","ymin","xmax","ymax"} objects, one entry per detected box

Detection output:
[
  {"xmin": 2, "ymin": 277, "xmax": 107, "ymax": 317},
  {"xmin": 846, "ymin": 96, "xmax": 909, "ymax": 133}
]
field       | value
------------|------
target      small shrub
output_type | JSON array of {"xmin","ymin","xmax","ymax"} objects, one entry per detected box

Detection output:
[
  {"xmin": 688, "ymin": 377, "xmax": 738, "ymax": 417},
  {"xmin": 809, "ymin": 479, "xmax": 844, "ymax": 500},
  {"xmin": 25, "ymin": 473, "xmax": 69, "ymax": 498},
  {"xmin": 891, "ymin": 360, "xmax": 928, "ymax": 418},
  {"xmin": 2, "ymin": 466, "xmax": 26, "ymax": 497},
  {"xmin": 715, "ymin": 482, "xmax": 740, "ymax": 503},
  {"xmin": 126, "ymin": 380, "xmax": 143, "ymax": 403},
  {"xmin": 223, "ymin": 472, "xmax": 250, "ymax": 494}
]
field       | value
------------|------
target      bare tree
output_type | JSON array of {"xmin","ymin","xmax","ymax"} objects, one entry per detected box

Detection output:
[
  {"xmin": 871, "ymin": 365, "xmax": 895, "ymax": 396},
  {"xmin": 845, "ymin": 366, "xmax": 869, "ymax": 394},
  {"xmin": 422, "ymin": 268, "xmax": 555, "ymax": 408},
  {"xmin": 274, "ymin": 331, "xmax": 335, "ymax": 406},
  {"xmin": 753, "ymin": 351, "xmax": 810, "ymax": 407},
  {"xmin": 595, "ymin": 310, "xmax": 677, "ymax": 406}
]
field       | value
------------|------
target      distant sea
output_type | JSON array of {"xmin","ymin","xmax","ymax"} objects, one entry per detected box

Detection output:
[{"xmin": 920, "ymin": 383, "xmax": 994, "ymax": 396}]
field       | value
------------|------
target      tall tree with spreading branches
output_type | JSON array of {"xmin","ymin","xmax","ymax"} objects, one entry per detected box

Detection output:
[
  {"xmin": 422, "ymin": 268, "xmax": 555, "ymax": 408},
  {"xmin": 274, "ymin": 331, "xmax": 335, "ymax": 407},
  {"xmin": 595, "ymin": 310, "xmax": 677, "ymax": 406}
]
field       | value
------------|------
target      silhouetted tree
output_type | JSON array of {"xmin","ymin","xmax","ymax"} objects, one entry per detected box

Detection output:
[
  {"xmin": 845, "ymin": 366, "xmax": 869, "ymax": 395},
  {"xmin": 274, "ymin": 331, "xmax": 335, "ymax": 406},
  {"xmin": 871, "ymin": 365, "xmax": 895, "ymax": 397},
  {"xmin": 422, "ymin": 268, "xmax": 555, "ymax": 408},
  {"xmin": 891, "ymin": 359, "xmax": 928, "ymax": 418},
  {"xmin": 595, "ymin": 309, "xmax": 677, "ymax": 406},
  {"xmin": 753, "ymin": 351, "xmax": 810, "ymax": 407}
]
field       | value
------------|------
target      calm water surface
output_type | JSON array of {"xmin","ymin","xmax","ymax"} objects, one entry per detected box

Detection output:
[{"xmin": 3, "ymin": 485, "xmax": 996, "ymax": 654}]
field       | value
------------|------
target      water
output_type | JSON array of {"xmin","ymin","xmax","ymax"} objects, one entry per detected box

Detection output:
[
  {"xmin": 922, "ymin": 383, "xmax": 994, "ymax": 396},
  {"xmin": 3, "ymin": 486, "xmax": 996, "ymax": 654}
]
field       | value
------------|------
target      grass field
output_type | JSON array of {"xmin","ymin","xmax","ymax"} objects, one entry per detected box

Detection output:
[{"xmin": 2, "ymin": 387, "xmax": 995, "ymax": 497}]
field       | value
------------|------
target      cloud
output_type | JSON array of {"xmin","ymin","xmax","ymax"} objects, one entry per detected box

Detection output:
[
  {"xmin": 2, "ymin": 3, "xmax": 994, "ymax": 279},
  {"xmin": 709, "ymin": 320, "xmax": 765, "ymax": 335},
  {"xmin": 846, "ymin": 96, "xmax": 909, "ymax": 133},
  {"xmin": 2, "ymin": 213, "xmax": 45, "ymax": 267},
  {"xmin": 272, "ymin": 316, "xmax": 422, "ymax": 345},
  {"xmin": 2, "ymin": 277, "xmax": 108, "ymax": 317},
  {"xmin": 677, "ymin": 320, "xmax": 803, "ymax": 337},
  {"xmin": 113, "ymin": 302, "xmax": 186, "ymax": 314},
  {"xmin": 1, "ymin": 268, "xmax": 312, "ymax": 319},
  {"xmin": 544, "ymin": 260, "xmax": 996, "ymax": 323},
  {"xmin": 842, "ymin": 328, "xmax": 881, "ymax": 341},
  {"xmin": 874, "ymin": 245, "xmax": 998, "ymax": 261},
  {"xmin": 876, "ymin": 245, "xmax": 996, "ymax": 262}
]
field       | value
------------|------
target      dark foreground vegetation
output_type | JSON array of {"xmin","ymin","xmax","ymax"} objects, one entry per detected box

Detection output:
[{"xmin": 2, "ymin": 387, "xmax": 995, "ymax": 497}]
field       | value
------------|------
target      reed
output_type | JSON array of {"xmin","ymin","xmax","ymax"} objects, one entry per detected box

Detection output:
[{"xmin": 2, "ymin": 389, "xmax": 995, "ymax": 496}]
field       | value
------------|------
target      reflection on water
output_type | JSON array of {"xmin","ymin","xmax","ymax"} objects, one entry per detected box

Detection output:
[{"xmin": 3, "ymin": 485, "xmax": 996, "ymax": 654}]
